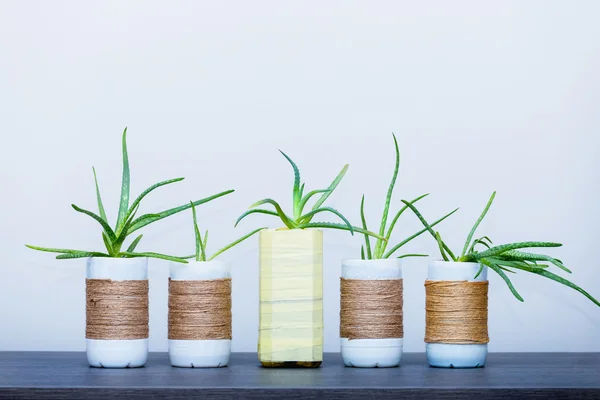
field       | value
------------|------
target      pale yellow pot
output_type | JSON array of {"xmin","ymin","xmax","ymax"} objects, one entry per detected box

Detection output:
[{"xmin": 258, "ymin": 229, "xmax": 323, "ymax": 367}]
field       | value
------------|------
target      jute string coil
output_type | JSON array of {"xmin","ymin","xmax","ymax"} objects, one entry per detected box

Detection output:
[
  {"xmin": 168, "ymin": 278, "xmax": 232, "ymax": 340},
  {"xmin": 340, "ymin": 278, "xmax": 403, "ymax": 339},
  {"xmin": 86, "ymin": 279, "xmax": 149, "ymax": 340},
  {"xmin": 425, "ymin": 280, "xmax": 489, "ymax": 344}
]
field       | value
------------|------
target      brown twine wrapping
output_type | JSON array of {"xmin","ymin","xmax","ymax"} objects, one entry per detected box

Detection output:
[
  {"xmin": 168, "ymin": 278, "xmax": 232, "ymax": 340},
  {"xmin": 86, "ymin": 279, "xmax": 149, "ymax": 340},
  {"xmin": 340, "ymin": 278, "xmax": 403, "ymax": 339},
  {"xmin": 425, "ymin": 280, "xmax": 489, "ymax": 344}
]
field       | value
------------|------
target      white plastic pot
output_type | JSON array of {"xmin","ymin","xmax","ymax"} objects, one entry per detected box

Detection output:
[
  {"xmin": 426, "ymin": 260, "xmax": 488, "ymax": 368},
  {"xmin": 340, "ymin": 259, "xmax": 403, "ymax": 368},
  {"xmin": 86, "ymin": 257, "xmax": 149, "ymax": 368},
  {"xmin": 168, "ymin": 260, "xmax": 231, "ymax": 368}
]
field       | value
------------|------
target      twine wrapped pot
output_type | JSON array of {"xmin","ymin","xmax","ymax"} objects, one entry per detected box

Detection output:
[
  {"xmin": 425, "ymin": 260, "xmax": 489, "ymax": 368},
  {"xmin": 168, "ymin": 260, "xmax": 232, "ymax": 368},
  {"xmin": 340, "ymin": 259, "xmax": 403, "ymax": 368},
  {"xmin": 86, "ymin": 257, "xmax": 149, "ymax": 368},
  {"xmin": 258, "ymin": 229, "xmax": 323, "ymax": 367}
]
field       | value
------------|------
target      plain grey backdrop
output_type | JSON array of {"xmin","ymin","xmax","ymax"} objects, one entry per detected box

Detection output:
[{"xmin": 1, "ymin": 0, "xmax": 599, "ymax": 352}]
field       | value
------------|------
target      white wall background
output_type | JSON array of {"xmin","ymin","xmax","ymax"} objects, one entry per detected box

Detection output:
[{"xmin": 1, "ymin": 0, "xmax": 599, "ymax": 353}]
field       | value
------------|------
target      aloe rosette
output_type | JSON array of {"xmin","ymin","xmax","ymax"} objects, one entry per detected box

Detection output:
[
  {"xmin": 235, "ymin": 150, "xmax": 383, "ymax": 240},
  {"xmin": 26, "ymin": 128, "xmax": 233, "ymax": 263},
  {"xmin": 404, "ymin": 191, "xmax": 600, "ymax": 306}
]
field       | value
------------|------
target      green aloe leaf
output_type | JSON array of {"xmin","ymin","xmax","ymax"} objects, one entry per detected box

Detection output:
[
  {"xmin": 361, "ymin": 245, "xmax": 365, "ymax": 260},
  {"xmin": 397, "ymin": 253, "xmax": 428, "ymax": 259},
  {"xmin": 279, "ymin": 151, "xmax": 302, "ymax": 219},
  {"xmin": 190, "ymin": 202, "xmax": 201, "ymax": 262},
  {"xmin": 26, "ymin": 245, "xmax": 101, "ymax": 255},
  {"xmin": 311, "ymin": 164, "xmax": 349, "ymax": 211},
  {"xmin": 116, "ymin": 128, "xmax": 130, "ymax": 232},
  {"xmin": 235, "ymin": 209, "xmax": 279, "ymax": 227},
  {"xmin": 126, "ymin": 234, "xmax": 143, "ymax": 253},
  {"xmin": 375, "ymin": 133, "xmax": 400, "ymax": 258},
  {"xmin": 480, "ymin": 258, "xmax": 524, "ymax": 302},
  {"xmin": 119, "ymin": 251, "xmax": 188, "ymax": 263},
  {"xmin": 297, "ymin": 222, "xmax": 386, "ymax": 240},
  {"xmin": 298, "ymin": 189, "xmax": 331, "ymax": 218},
  {"xmin": 71, "ymin": 204, "xmax": 117, "ymax": 242},
  {"xmin": 56, "ymin": 252, "xmax": 110, "ymax": 259},
  {"xmin": 360, "ymin": 195, "xmax": 372, "ymax": 259},
  {"xmin": 122, "ymin": 177, "xmax": 185, "ymax": 230},
  {"xmin": 436, "ymin": 232, "xmax": 450, "ymax": 261},
  {"xmin": 209, "ymin": 227, "xmax": 265, "ymax": 261},
  {"xmin": 201, "ymin": 230, "xmax": 208, "ymax": 262},
  {"xmin": 299, "ymin": 207, "xmax": 354, "ymax": 234},
  {"xmin": 383, "ymin": 207, "xmax": 459, "ymax": 259},
  {"xmin": 128, "ymin": 189, "xmax": 235, "ymax": 233},
  {"xmin": 500, "ymin": 250, "xmax": 571, "ymax": 274},
  {"xmin": 471, "ymin": 242, "xmax": 562, "ymax": 261},
  {"xmin": 509, "ymin": 263, "xmax": 600, "ymax": 307},
  {"xmin": 92, "ymin": 167, "xmax": 107, "ymax": 223},
  {"xmin": 461, "ymin": 191, "xmax": 496, "ymax": 258},
  {"xmin": 248, "ymin": 198, "xmax": 295, "ymax": 229},
  {"xmin": 381, "ymin": 193, "xmax": 430, "ymax": 255},
  {"xmin": 400, "ymin": 199, "xmax": 458, "ymax": 260},
  {"xmin": 102, "ymin": 232, "xmax": 113, "ymax": 255}
]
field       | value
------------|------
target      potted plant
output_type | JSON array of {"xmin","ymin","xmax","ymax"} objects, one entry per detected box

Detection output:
[
  {"xmin": 404, "ymin": 192, "xmax": 600, "ymax": 368},
  {"xmin": 341, "ymin": 134, "xmax": 458, "ymax": 368},
  {"xmin": 168, "ymin": 202, "xmax": 264, "ymax": 368},
  {"xmin": 236, "ymin": 151, "xmax": 384, "ymax": 367},
  {"xmin": 26, "ymin": 128, "xmax": 233, "ymax": 368}
]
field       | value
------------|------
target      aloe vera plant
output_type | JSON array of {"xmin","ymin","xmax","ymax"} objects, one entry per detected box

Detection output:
[
  {"xmin": 358, "ymin": 134, "xmax": 459, "ymax": 260},
  {"xmin": 404, "ymin": 191, "xmax": 600, "ymax": 306},
  {"xmin": 26, "ymin": 128, "xmax": 234, "ymax": 263},
  {"xmin": 235, "ymin": 150, "xmax": 384, "ymax": 240},
  {"xmin": 185, "ymin": 202, "xmax": 265, "ymax": 261}
]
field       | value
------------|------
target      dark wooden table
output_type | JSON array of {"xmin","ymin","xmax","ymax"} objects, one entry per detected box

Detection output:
[{"xmin": 0, "ymin": 352, "xmax": 598, "ymax": 399}]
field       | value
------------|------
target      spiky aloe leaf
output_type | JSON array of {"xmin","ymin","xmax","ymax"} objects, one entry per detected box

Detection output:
[
  {"xmin": 298, "ymin": 189, "xmax": 331, "ymax": 217},
  {"xmin": 102, "ymin": 233, "xmax": 113, "ymax": 255},
  {"xmin": 299, "ymin": 207, "xmax": 354, "ymax": 234},
  {"xmin": 380, "ymin": 193, "xmax": 430, "ymax": 257},
  {"xmin": 400, "ymin": 199, "xmax": 457, "ymax": 261},
  {"xmin": 383, "ymin": 207, "xmax": 459, "ymax": 259},
  {"xmin": 119, "ymin": 251, "xmax": 188, "ymax": 263},
  {"xmin": 126, "ymin": 234, "xmax": 143, "ymax": 253},
  {"xmin": 248, "ymin": 198, "xmax": 295, "ymax": 229},
  {"xmin": 92, "ymin": 167, "xmax": 107, "ymax": 223},
  {"xmin": 122, "ymin": 177, "xmax": 185, "ymax": 230},
  {"xmin": 279, "ymin": 151, "xmax": 301, "ymax": 218},
  {"xmin": 311, "ymin": 164, "xmax": 348, "ymax": 212},
  {"xmin": 480, "ymin": 258, "xmax": 524, "ymax": 302},
  {"xmin": 436, "ymin": 232, "xmax": 450, "ymax": 261},
  {"xmin": 470, "ymin": 242, "xmax": 562, "ymax": 261},
  {"xmin": 190, "ymin": 202, "xmax": 201, "ymax": 261},
  {"xmin": 297, "ymin": 222, "xmax": 386, "ymax": 240},
  {"xmin": 116, "ymin": 127, "xmax": 130, "ymax": 232},
  {"xmin": 461, "ymin": 191, "xmax": 496, "ymax": 258},
  {"xmin": 499, "ymin": 250, "xmax": 571, "ymax": 273},
  {"xmin": 508, "ymin": 263, "xmax": 600, "ymax": 307},
  {"xmin": 56, "ymin": 252, "xmax": 110, "ymax": 259},
  {"xmin": 360, "ymin": 195, "xmax": 372, "ymax": 260},
  {"xmin": 200, "ymin": 230, "xmax": 208, "ymax": 262},
  {"xmin": 468, "ymin": 236, "xmax": 493, "ymax": 254},
  {"xmin": 128, "ymin": 189, "xmax": 234, "ymax": 233},
  {"xmin": 26, "ymin": 245, "xmax": 105, "ymax": 256},
  {"xmin": 374, "ymin": 133, "xmax": 400, "ymax": 258},
  {"xmin": 235, "ymin": 209, "xmax": 279, "ymax": 227},
  {"xmin": 71, "ymin": 204, "xmax": 117, "ymax": 242},
  {"xmin": 397, "ymin": 253, "xmax": 428, "ymax": 259},
  {"xmin": 209, "ymin": 227, "xmax": 265, "ymax": 261}
]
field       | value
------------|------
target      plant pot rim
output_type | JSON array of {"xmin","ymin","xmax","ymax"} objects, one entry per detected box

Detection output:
[{"xmin": 262, "ymin": 227, "xmax": 323, "ymax": 233}]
